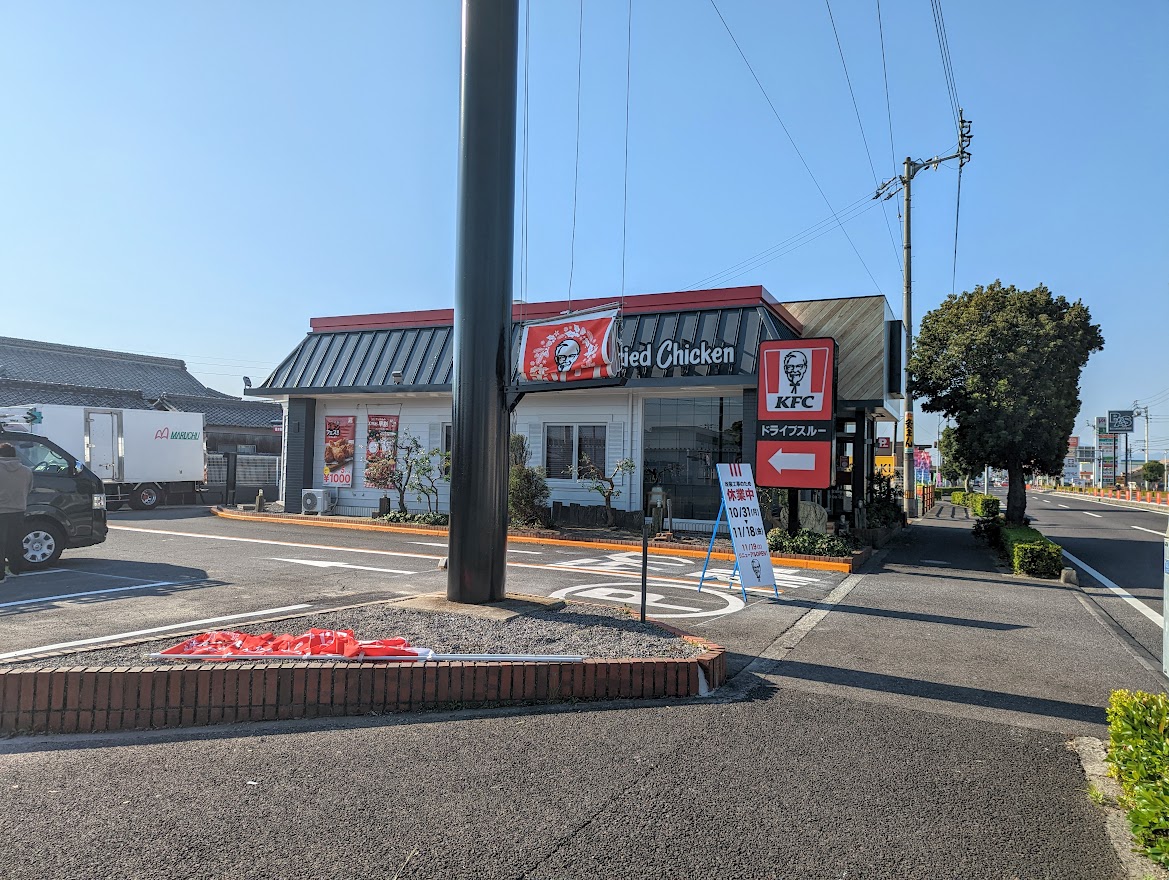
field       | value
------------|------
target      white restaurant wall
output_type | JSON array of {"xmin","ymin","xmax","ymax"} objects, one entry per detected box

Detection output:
[
  {"xmin": 307, "ymin": 391, "xmax": 646, "ymax": 517},
  {"xmin": 303, "ymin": 388, "xmax": 742, "ymax": 519}
]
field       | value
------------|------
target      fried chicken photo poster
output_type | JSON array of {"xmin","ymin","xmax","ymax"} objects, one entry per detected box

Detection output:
[{"xmin": 323, "ymin": 415, "xmax": 356, "ymax": 487}]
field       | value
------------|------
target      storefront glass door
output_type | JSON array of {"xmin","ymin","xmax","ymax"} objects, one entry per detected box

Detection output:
[{"xmin": 642, "ymin": 396, "xmax": 743, "ymax": 520}]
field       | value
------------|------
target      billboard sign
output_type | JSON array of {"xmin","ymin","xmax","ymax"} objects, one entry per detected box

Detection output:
[
  {"xmin": 755, "ymin": 337, "xmax": 836, "ymax": 489},
  {"xmin": 1108, "ymin": 410, "xmax": 1135, "ymax": 433}
]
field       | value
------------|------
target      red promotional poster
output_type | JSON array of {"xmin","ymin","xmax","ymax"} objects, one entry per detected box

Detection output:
[
  {"xmin": 757, "ymin": 338, "xmax": 836, "ymax": 421},
  {"xmin": 363, "ymin": 414, "xmax": 399, "ymax": 488},
  {"xmin": 323, "ymin": 415, "xmax": 356, "ymax": 487},
  {"xmin": 518, "ymin": 305, "xmax": 619, "ymax": 382}
]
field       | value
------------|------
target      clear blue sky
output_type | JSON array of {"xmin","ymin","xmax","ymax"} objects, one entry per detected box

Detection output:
[{"xmin": 2, "ymin": 2, "xmax": 1166, "ymax": 460}]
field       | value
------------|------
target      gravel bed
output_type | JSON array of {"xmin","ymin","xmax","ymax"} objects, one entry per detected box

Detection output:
[{"xmin": 3, "ymin": 601, "xmax": 707, "ymax": 668}]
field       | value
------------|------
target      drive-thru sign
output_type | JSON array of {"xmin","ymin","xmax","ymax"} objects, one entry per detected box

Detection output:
[{"xmin": 755, "ymin": 337, "xmax": 837, "ymax": 489}]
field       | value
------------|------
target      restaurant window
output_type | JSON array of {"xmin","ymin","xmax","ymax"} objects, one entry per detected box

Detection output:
[
  {"xmin": 642, "ymin": 396, "xmax": 743, "ymax": 520},
  {"xmin": 545, "ymin": 424, "xmax": 607, "ymax": 478}
]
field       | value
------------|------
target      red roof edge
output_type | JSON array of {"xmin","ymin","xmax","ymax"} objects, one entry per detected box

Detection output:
[{"xmin": 309, "ymin": 286, "xmax": 802, "ymax": 336}]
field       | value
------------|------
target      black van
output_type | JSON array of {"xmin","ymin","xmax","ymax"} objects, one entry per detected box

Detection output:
[{"xmin": 0, "ymin": 429, "xmax": 108, "ymax": 569}]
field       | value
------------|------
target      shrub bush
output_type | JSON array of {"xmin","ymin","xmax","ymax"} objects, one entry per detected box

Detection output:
[
  {"xmin": 767, "ymin": 528, "xmax": 859, "ymax": 558},
  {"xmin": 951, "ymin": 491, "xmax": 967, "ymax": 507},
  {"xmin": 969, "ymin": 493, "xmax": 1000, "ymax": 518},
  {"xmin": 1107, "ymin": 690, "xmax": 1169, "ymax": 867},
  {"xmin": 972, "ymin": 515, "xmax": 1003, "ymax": 549},
  {"xmin": 1001, "ymin": 524, "xmax": 1062, "ymax": 578},
  {"xmin": 509, "ymin": 464, "xmax": 550, "ymax": 527},
  {"xmin": 376, "ymin": 511, "xmax": 449, "ymax": 526}
]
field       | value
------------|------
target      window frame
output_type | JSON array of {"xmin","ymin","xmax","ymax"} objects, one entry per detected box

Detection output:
[{"xmin": 543, "ymin": 423, "xmax": 607, "ymax": 480}]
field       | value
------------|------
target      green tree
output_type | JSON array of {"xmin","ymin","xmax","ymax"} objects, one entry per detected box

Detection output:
[
  {"xmin": 908, "ymin": 281, "xmax": 1103, "ymax": 525},
  {"xmin": 578, "ymin": 454, "xmax": 636, "ymax": 526},
  {"xmin": 938, "ymin": 424, "xmax": 978, "ymax": 489},
  {"xmin": 1141, "ymin": 460, "xmax": 1165, "ymax": 487},
  {"xmin": 507, "ymin": 433, "xmax": 549, "ymax": 526}
]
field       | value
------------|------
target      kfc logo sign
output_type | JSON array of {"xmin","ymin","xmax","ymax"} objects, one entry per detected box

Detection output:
[{"xmin": 758, "ymin": 339, "xmax": 836, "ymax": 421}]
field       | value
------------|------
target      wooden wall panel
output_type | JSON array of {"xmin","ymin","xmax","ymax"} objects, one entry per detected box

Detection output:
[{"xmin": 781, "ymin": 296, "xmax": 887, "ymax": 401}]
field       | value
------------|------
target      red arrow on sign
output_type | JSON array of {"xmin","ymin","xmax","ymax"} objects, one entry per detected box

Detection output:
[{"xmin": 756, "ymin": 440, "xmax": 832, "ymax": 489}]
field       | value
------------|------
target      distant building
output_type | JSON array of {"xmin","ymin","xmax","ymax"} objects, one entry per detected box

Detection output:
[{"xmin": 0, "ymin": 336, "xmax": 281, "ymax": 455}]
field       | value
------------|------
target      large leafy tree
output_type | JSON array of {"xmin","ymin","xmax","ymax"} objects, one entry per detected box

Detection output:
[{"xmin": 908, "ymin": 281, "xmax": 1103, "ymax": 524}]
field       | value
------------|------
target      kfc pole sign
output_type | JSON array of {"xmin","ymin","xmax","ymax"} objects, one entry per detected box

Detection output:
[
  {"xmin": 755, "ymin": 338, "xmax": 837, "ymax": 489},
  {"xmin": 518, "ymin": 305, "xmax": 619, "ymax": 383}
]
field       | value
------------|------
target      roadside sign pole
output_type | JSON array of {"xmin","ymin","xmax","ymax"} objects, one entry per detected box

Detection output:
[
  {"xmin": 640, "ymin": 518, "xmax": 649, "ymax": 623},
  {"xmin": 1163, "ymin": 518, "xmax": 1169, "ymax": 676}
]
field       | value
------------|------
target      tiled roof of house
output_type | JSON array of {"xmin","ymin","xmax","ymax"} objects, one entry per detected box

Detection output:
[
  {"xmin": 0, "ymin": 338, "xmax": 281, "ymax": 430},
  {"xmin": 0, "ymin": 336, "xmax": 233, "ymax": 399}
]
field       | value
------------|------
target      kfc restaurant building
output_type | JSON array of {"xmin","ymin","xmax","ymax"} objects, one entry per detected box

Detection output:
[{"xmin": 253, "ymin": 286, "xmax": 903, "ymax": 529}]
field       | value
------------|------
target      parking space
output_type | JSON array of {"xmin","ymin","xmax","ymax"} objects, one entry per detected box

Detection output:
[{"xmin": 1, "ymin": 510, "xmax": 848, "ymax": 663}]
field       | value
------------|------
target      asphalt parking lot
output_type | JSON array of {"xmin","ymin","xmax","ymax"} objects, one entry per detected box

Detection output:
[{"xmin": 1, "ymin": 507, "xmax": 848, "ymax": 670}]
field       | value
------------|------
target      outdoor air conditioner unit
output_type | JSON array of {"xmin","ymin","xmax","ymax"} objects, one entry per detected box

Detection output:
[{"xmin": 301, "ymin": 488, "xmax": 333, "ymax": 515}]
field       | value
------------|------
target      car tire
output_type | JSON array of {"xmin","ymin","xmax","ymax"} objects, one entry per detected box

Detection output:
[
  {"xmin": 128, "ymin": 485, "xmax": 163, "ymax": 511},
  {"xmin": 21, "ymin": 519, "xmax": 65, "ymax": 569}
]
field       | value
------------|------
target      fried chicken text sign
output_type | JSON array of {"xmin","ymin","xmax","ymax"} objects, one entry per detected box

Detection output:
[
  {"xmin": 518, "ymin": 305, "xmax": 619, "ymax": 382},
  {"xmin": 715, "ymin": 463, "xmax": 776, "ymax": 590}
]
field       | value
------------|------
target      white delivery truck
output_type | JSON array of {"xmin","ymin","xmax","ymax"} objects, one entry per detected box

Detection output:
[{"xmin": 0, "ymin": 404, "xmax": 205, "ymax": 510}]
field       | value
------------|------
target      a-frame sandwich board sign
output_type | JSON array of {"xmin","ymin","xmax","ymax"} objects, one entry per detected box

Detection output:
[{"xmin": 698, "ymin": 463, "xmax": 779, "ymax": 601}]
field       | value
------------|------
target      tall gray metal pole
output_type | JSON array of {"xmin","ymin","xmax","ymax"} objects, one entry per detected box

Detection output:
[
  {"xmin": 1162, "ymin": 518, "xmax": 1168, "ymax": 676},
  {"xmin": 447, "ymin": 0, "xmax": 519, "ymax": 604},
  {"xmin": 902, "ymin": 157, "xmax": 917, "ymax": 518}
]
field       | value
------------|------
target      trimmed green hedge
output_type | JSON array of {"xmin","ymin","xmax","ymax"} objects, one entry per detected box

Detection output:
[
  {"xmin": 375, "ymin": 511, "xmax": 450, "ymax": 526},
  {"xmin": 1001, "ymin": 524, "xmax": 1062, "ymax": 578},
  {"xmin": 767, "ymin": 528, "xmax": 858, "ymax": 558},
  {"xmin": 951, "ymin": 490, "xmax": 967, "ymax": 506},
  {"xmin": 969, "ymin": 494, "xmax": 1000, "ymax": 518},
  {"xmin": 1107, "ymin": 690, "xmax": 1169, "ymax": 867}
]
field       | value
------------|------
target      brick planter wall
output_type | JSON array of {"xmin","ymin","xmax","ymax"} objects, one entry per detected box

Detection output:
[{"xmin": 0, "ymin": 643, "xmax": 726, "ymax": 736}]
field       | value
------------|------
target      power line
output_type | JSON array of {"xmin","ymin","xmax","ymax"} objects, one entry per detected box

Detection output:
[
  {"xmin": 824, "ymin": 0, "xmax": 902, "ymax": 275},
  {"xmin": 685, "ymin": 192, "xmax": 874, "ymax": 290},
  {"xmin": 930, "ymin": 0, "xmax": 961, "ymax": 136},
  {"xmin": 567, "ymin": 0, "xmax": 584, "ymax": 304},
  {"xmin": 684, "ymin": 192, "xmax": 881, "ymax": 291},
  {"xmin": 875, "ymin": 0, "xmax": 903, "ymax": 265},
  {"xmin": 709, "ymin": 0, "xmax": 884, "ymax": 294},
  {"xmin": 619, "ymin": 0, "xmax": 632, "ymax": 298}
]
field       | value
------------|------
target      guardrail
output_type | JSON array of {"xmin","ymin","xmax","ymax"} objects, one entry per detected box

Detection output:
[{"xmin": 1049, "ymin": 486, "xmax": 1167, "ymax": 506}]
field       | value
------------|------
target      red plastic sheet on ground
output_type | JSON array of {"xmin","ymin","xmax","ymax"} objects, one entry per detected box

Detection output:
[{"xmin": 158, "ymin": 628, "xmax": 432, "ymax": 661}]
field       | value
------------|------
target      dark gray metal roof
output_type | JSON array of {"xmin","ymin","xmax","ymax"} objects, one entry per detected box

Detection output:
[
  {"xmin": 0, "ymin": 380, "xmax": 279, "ymax": 430},
  {"xmin": 0, "ymin": 336, "xmax": 233, "ymax": 399},
  {"xmin": 255, "ymin": 305, "xmax": 796, "ymax": 394}
]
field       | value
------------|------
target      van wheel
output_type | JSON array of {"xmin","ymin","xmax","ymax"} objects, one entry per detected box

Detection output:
[
  {"xmin": 21, "ymin": 520, "xmax": 65, "ymax": 568},
  {"xmin": 128, "ymin": 485, "xmax": 162, "ymax": 511}
]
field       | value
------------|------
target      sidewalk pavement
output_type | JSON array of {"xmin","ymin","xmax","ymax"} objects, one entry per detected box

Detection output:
[{"xmin": 3, "ymin": 503, "xmax": 1166, "ymax": 879}]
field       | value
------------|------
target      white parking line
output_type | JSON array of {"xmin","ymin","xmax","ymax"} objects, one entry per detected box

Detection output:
[
  {"xmin": 408, "ymin": 541, "xmax": 540, "ymax": 555},
  {"xmin": 408, "ymin": 542, "xmax": 449, "ymax": 548},
  {"xmin": 0, "ymin": 604, "xmax": 313, "ymax": 661},
  {"xmin": 1058, "ymin": 504, "xmax": 1070, "ymax": 508},
  {"xmin": 109, "ymin": 525, "xmax": 442, "ymax": 561},
  {"xmin": 1061, "ymin": 550, "xmax": 1162, "ymax": 627},
  {"xmin": 0, "ymin": 581, "xmax": 185, "ymax": 610},
  {"xmin": 271, "ymin": 558, "xmax": 415, "ymax": 575},
  {"xmin": 3, "ymin": 568, "xmax": 65, "ymax": 578},
  {"xmin": 1042, "ymin": 499, "xmax": 1051, "ymax": 504},
  {"xmin": 1084, "ymin": 512, "xmax": 1103, "ymax": 518}
]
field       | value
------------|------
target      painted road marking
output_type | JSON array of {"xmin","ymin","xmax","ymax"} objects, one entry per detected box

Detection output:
[
  {"xmin": 410, "ymin": 541, "xmax": 540, "ymax": 555},
  {"xmin": 0, "ymin": 604, "xmax": 313, "ymax": 661},
  {"xmin": 0, "ymin": 580, "xmax": 186, "ymax": 610},
  {"xmin": 1133, "ymin": 525, "xmax": 1165, "ymax": 536},
  {"xmin": 920, "ymin": 559, "xmax": 953, "ymax": 565},
  {"xmin": 110, "ymin": 525, "xmax": 442, "ymax": 561},
  {"xmin": 271, "ymin": 558, "xmax": 416, "ymax": 575},
  {"xmin": 1042, "ymin": 499, "xmax": 1051, "ymax": 504},
  {"xmin": 409, "ymin": 542, "xmax": 450, "ymax": 548},
  {"xmin": 1083, "ymin": 512, "xmax": 1103, "ymax": 518},
  {"xmin": 1058, "ymin": 504, "xmax": 1070, "ymax": 508},
  {"xmin": 1, "ymin": 568, "xmax": 66, "ymax": 578},
  {"xmin": 1061, "ymin": 550, "xmax": 1162, "ymax": 627},
  {"xmin": 548, "ymin": 580, "xmax": 745, "ymax": 619},
  {"xmin": 566, "ymin": 587, "xmax": 701, "ymax": 614}
]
